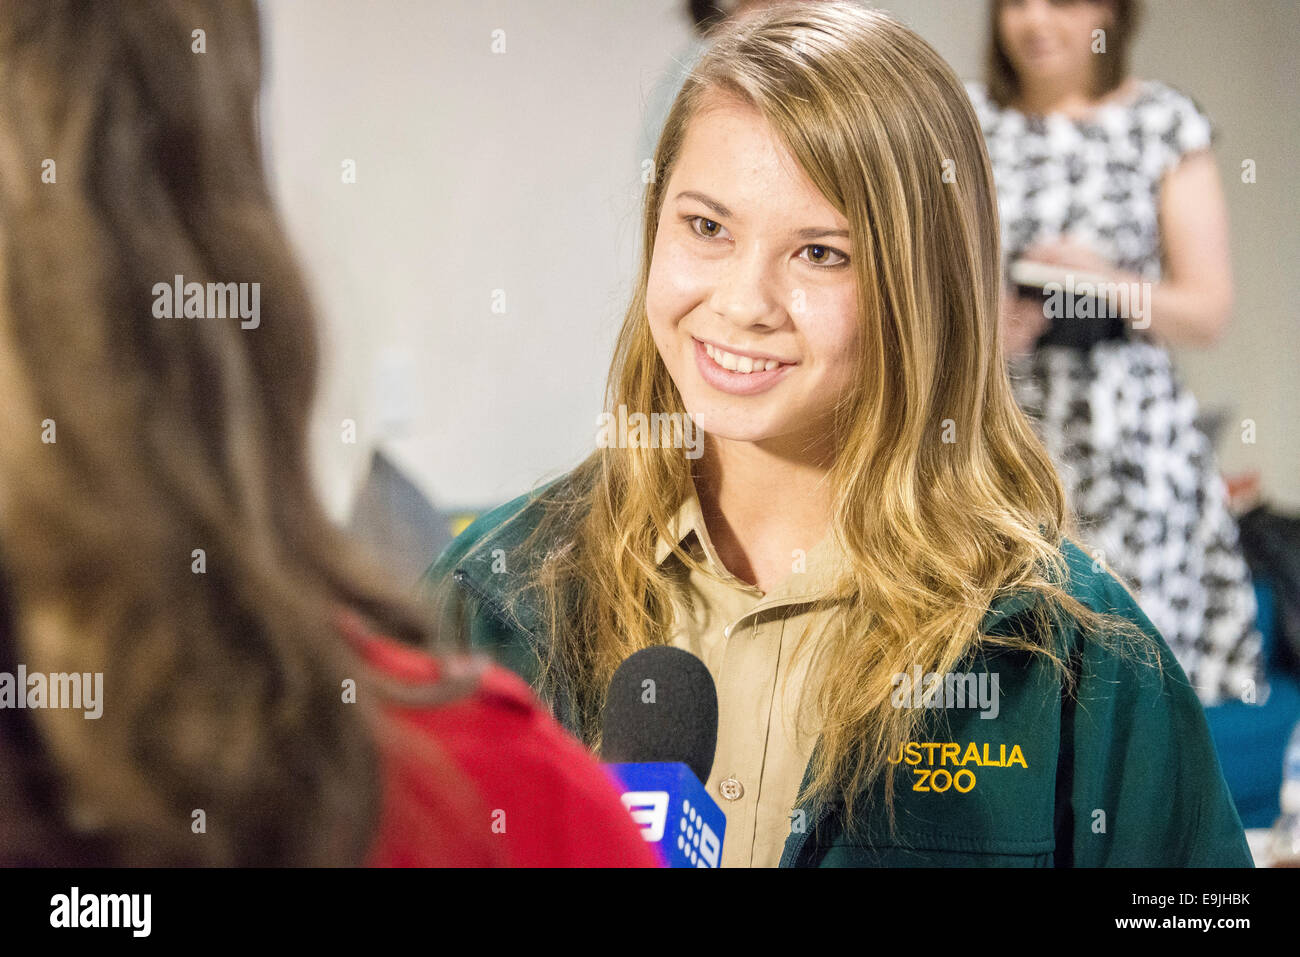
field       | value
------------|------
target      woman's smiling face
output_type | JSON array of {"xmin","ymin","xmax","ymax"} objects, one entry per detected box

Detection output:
[
  {"xmin": 997, "ymin": 0, "xmax": 1113, "ymax": 87},
  {"xmin": 646, "ymin": 91, "xmax": 860, "ymax": 452}
]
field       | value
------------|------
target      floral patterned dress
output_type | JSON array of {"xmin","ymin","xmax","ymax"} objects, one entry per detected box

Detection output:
[{"xmin": 967, "ymin": 78, "xmax": 1262, "ymax": 706}]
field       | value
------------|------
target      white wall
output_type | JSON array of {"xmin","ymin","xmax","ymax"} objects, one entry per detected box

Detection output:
[
  {"xmin": 261, "ymin": 0, "xmax": 1298, "ymax": 519},
  {"xmin": 262, "ymin": 0, "xmax": 691, "ymax": 517}
]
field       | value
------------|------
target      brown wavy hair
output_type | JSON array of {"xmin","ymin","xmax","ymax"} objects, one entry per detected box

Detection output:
[{"xmin": 0, "ymin": 0, "xmax": 495, "ymax": 865}]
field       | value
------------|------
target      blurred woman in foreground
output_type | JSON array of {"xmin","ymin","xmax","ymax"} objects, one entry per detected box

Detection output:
[{"xmin": 0, "ymin": 0, "xmax": 654, "ymax": 867}]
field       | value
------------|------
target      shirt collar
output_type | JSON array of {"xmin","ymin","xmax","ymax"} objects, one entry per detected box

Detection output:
[
  {"xmin": 652, "ymin": 481, "xmax": 851, "ymax": 606},
  {"xmin": 654, "ymin": 482, "xmax": 711, "ymax": 566}
]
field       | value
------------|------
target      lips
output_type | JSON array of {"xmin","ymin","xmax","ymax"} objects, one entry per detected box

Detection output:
[{"xmin": 691, "ymin": 337, "xmax": 794, "ymax": 397}]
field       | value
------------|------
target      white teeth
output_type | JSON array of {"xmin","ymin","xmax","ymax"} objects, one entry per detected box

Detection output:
[{"xmin": 702, "ymin": 342, "xmax": 784, "ymax": 374}]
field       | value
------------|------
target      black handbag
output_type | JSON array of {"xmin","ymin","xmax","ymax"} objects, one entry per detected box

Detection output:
[{"xmin": 1009, "ymin": 259, "xmax": 1130, "ymax": 350}]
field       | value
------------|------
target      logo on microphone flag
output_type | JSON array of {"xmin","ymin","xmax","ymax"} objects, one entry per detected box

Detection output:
[
  {"xmin": 622, "ymin": 791, "xmax": 669, "ymax": 842},
  {"xmin": 609, "ymin": 762, "xmax": 725, "ymax": 868}
]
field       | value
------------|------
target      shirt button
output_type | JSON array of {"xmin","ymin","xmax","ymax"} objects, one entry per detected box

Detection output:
[
  {"xmin": 718, "ymin": 776, "xmax": 745, "ymax": 801},
  {"xmin": 723, "ymin": 625, "xmax": 733, "ymax": 639}
]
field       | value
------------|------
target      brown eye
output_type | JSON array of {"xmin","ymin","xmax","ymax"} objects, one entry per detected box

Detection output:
[
  {"xmin": 690, "ymin": 216, "xmax": 724, "ymax": 239},
  {"xmin": 801, "ymin": 243, "xmax": 848, "ymax": 267}
]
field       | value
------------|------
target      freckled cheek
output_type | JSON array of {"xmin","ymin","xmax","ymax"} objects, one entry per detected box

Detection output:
[
  {"xmin": 647, "ymin": 240, "xmax": 710, "ymax": 328},
  {"xmin": 799, "ymin": 289, "xmax": 861, "ymax": 381}
]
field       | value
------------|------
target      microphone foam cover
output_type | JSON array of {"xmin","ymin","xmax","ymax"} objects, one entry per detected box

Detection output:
[{"xmin": 600, "ymin": 645, "xmax": 718, "ymax": 785}]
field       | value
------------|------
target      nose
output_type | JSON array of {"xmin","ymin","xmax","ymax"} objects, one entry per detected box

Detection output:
[{"xmin": 706, "ymin": 243, "xmax": 784, "ymax": 331}]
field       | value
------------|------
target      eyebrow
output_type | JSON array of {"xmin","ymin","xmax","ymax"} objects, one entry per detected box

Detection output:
[{"xmin": 673, "ymin": 190, "xmax": 851, "ymax": 241}]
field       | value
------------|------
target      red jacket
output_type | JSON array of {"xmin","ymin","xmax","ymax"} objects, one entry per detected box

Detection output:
[{"xmin": 351, "ymin": 626, "xmax": 659, "ymax": 867}]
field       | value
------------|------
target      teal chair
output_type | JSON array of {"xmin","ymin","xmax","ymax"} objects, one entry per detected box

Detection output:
[{"xmin": 1203, "ymin": 580, "xmax": 1300, "ymax": 828}]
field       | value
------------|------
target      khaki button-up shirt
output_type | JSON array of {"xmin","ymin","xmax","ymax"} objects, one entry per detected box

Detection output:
[{"xmin": 654, "ymin": 483, "xmax": 849, "ymax": 867}]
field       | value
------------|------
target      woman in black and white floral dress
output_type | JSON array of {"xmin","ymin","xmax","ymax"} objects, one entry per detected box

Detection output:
[{"xmin": 969, "ymin": 0, "xmax": 1262, "ymax": 706}]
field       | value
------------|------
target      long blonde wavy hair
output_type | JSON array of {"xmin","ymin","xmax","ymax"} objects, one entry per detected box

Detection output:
[{"xmin": 480, "ymin": 0, "xmax": 1155, "ymax": 830}]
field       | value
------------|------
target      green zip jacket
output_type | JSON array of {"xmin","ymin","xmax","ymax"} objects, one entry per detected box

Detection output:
[{"xmin": 420, "ymin": 484, "xmax": 1254, "ymax": 868}]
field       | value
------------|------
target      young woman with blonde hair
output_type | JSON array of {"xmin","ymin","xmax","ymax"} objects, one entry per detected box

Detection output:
[{"xmin": 426, "ymin": 0, "xmax": 1251, "ymax": 867}]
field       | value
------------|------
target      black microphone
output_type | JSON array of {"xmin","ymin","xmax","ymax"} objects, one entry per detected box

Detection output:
[
  {"xmin": 601, "ymin": 645, "xmax": 718, "ymax": 782},
  {"xmin": 600, "ymin": 646, "xmax": 725, "ymax": 867}
]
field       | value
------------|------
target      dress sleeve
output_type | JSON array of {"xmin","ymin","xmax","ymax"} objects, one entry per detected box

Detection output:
[
  {"xmin": 1151, "ymin": 84, "xmax": 1216, "ymax": 181},
  {"xmin": 1062, "ymin": 574, "xmax": 1255, "ymax": 867}
]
